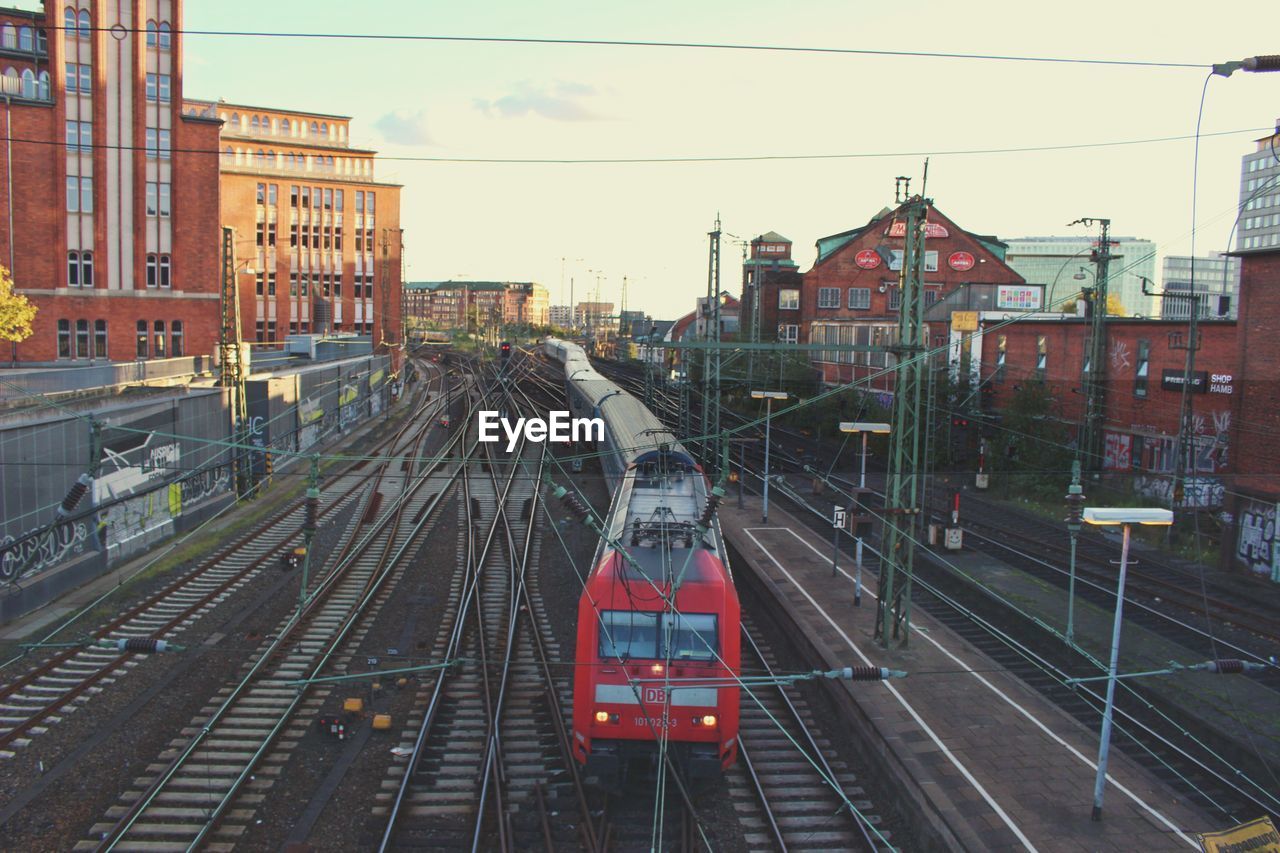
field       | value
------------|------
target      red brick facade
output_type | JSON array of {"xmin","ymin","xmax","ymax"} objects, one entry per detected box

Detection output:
[
  {"xmin": 1229, "ymin": 250, "xmax": 1280, "ymax": 501},
  {"xmin": 4, "ymin": 1, "xmax": 224, "ymax": 364},
  {"xmin": 802, "ymin": 204, "xmax": 1025, "ymax": 388},
  {"xmin": 188, "ymin": 100, "xmax": 403, "ymax": 364}
]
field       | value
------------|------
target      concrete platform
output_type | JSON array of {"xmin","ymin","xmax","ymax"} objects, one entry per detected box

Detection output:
[{"xmin": 721, "ymin": 498, "xmax": 1215, "ymax": 852}]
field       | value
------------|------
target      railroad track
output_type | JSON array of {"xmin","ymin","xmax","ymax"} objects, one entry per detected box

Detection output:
[
  {"xmin": 729, "ymin": 614, "xmax": 885, "ymax": 852},
  {"xmin": 379, "ymin": 365, "xmax": 604, "ymax": 852},
  {"xmin": 75, "ymin": 369, "xmax": 473, "ymax": 851},
  {"xmin": 0, "ymin": 360, "xmax": 449, "ymax": 759}
]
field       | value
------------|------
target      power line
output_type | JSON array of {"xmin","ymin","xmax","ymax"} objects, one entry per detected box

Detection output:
[
  {"xmin": 58, "ymin": 25, "xmax": 1210, "ymax": 69},
  {"xmin": 2, "ymin": 127, "xmax": 1268, "ymax": 165}
]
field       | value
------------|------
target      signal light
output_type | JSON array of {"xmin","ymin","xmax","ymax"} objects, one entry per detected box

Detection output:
[
  {"xmin": 952, "ymin": 416, "xmax": 969, "ymax": 428},
  {"xmin": 500, "ymin": 341, "xmax": 512, "ymax": 358}
]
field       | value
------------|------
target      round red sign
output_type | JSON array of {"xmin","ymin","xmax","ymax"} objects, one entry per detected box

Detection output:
[
  {"xmin": 855, "ymin": 249, "xmax": 882, "ymax": 270},
  {"xmin": 948, "ymin": 251, "xmax": 975, "ymax": 271}
]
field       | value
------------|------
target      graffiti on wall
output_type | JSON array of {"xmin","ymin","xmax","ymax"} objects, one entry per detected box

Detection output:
[
  {"xmin": 1236, "ymin": 499, "xmax": 1278, "ymax": 581},
  {"xmin": 1103, "ymin": 432, "xmax": 1131, "ymax": 470},
  {"xmin": 0, "ymin": 519, "xmax": 91, "ymax": 581},
  {"xmin": 1134, "ymin": 475, "xmax": 1225, "ymax": 509}
]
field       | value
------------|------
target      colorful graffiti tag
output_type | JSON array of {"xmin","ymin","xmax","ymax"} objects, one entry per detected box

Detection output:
[{"xmin": 1235, "ymin": 499, "xmax": 1278, "ymax": 581}]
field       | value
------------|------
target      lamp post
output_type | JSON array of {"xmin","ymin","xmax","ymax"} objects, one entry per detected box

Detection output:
[
  {"xmin": 840, "ymin": 422, "xmax": 891, "ymax": 606},
  {"xmin": 1081, "ymin": 506, "xmax": 1173, "ymax": 821},
  {"xmin": 752, "ymin": 391, "xmax": 787, "ymax": 523}
]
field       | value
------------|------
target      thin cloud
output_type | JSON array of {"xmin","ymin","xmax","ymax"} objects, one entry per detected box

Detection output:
[
  {"xmin": 474, "ymin": 81, "xmax": 604, "ymax": 122},
  {"xmin": 373, "ymin": 109, "xmax": 435, "ymax": 146}
]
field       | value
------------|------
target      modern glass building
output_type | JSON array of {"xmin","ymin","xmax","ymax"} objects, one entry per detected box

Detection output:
[
  {"xmin": 1239, "ymin": 121, "xmax": 1280, "ymax": 252},
  {"xmin": 1159, "ymin": 254, "xmax": 1239, "ymax": 320},
  {"xmin": 1004, "ymin": 236, "xmax": 1159, "ymax": 317}
]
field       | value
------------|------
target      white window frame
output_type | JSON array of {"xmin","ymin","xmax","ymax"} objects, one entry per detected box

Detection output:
[
  {"xmin": 817, "ymin": 287, "xmax": 841, "ymax": 309},
  {"xmin": 778, "ymin": 324, "xmax": 799, "ymax": 344},
  {"xmin": 778, "ymin": 289, "xmax": 800, "ymax": 310},
  {"xmin": 848, "ymin": 288, "xmax": 871, "ymax": 310}
]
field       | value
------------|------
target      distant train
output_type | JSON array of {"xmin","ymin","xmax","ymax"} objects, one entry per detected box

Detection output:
[{"xmin": 543, "ymin": 337, "xmax": 740, "ymax": 787}]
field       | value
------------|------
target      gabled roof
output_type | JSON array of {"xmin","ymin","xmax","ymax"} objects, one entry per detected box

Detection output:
[
  {"xmin": 756, "ymin": 230, "xmax": 791, "ymax": 243},
  {"xmin": 812, "ymin": 202, "xmax": 1016, "ymax": 270}
]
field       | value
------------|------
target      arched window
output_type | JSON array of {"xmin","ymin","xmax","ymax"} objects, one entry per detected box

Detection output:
[
  {"xmin": 94, "ymin": 320, "xmax": 107, "ymax": 359},
  {"xmin": 310, "ymin": 121, "xmax": 319, "ymax": 136},
  {"xmin": 1, "ymin": 24, "xmax": 15, "ymax": 49},
  {"xmin": 20, "ymin": 68, "xmax": 34, "ymax": 98},
  {"xmin": 223, "ymin": 146, "xmax": 233, "ymax": 161},
  {"xmin": 145, "ymin": 20, "xmax": 156, "ymax": 46},
  {"xmin": 75, "ymin": 319, "xmax": 89, "ymax": 358},
  {"xmin": 153, "ymin": 320, "xmax": 165, "ymax": 358},
  {"xmin": 63, "ymin": 8, "xmax": 74, "ymax": 37},
  {"xmin": 135, "ymin": 320, "xmax": 148, "ymax": 359},
  {"xmin": 255, "ymin": 148, "xmax": 265, "ymax": 165},
  {"xmin": 250, "ymin": 115, "xmax": 260, "ymax": 133},
  {"xmin": 145, "ymin": 253, "xmax": 157, "ymax": 287},
  {"xmin": 170, "ymin": 320, "xmax": 183, "ymax": 357},
  {"xmin": 319, "ymin": 121, "xmax": 328, "ymax": 136},
  {"xmin": 266, "ymin": 150, "xmax": 275, "ymax": 167},
  {"xmin": 281, "ymin": 117, "xmax": 290, "ymax": 134},
  {"xmin": 158, "ymin": 254, "xmax": 171, "ymax": 288},
  {"xmin": 77, "ymin": 10, "xmax": 89, "ymax": 38},
  {"xmin": 158, "ymin": 22, "xmax": 171, "ymax": 49},
  {"xmin": 37, "ymin": 70, "xmax": 48, "ymax": 99}
]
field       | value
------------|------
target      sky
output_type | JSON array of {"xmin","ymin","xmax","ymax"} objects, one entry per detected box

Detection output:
[{"xmin": 178, "ymin": 0, "xmax": 1280, "ymax": 319}]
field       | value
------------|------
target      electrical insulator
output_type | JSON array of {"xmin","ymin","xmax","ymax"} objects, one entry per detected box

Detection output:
[
  {"xmin": 829, "ymin": 666, "xmax": 905, "ymax": 681},
  {"xmin": 1244, "ymin": 55, "xmax": 1280, "ymax": 72},
  {"xmin": 57, "ymin": 473, "xmax": 93, "ymax": 518},
  {"xmin": 1064, "ymin": 487, "xmax": 1086, "ymax": 527},
  {"xmin": 102, "ymin": 637, "xmax": 171, "ymax": 653},
  {"xmin": 697, "ymin": 492, "xmax": 722, "ymax": 528},
  {"xmin": 1207, "ymin": 659, "xmax": 1244, "ymax": 674},
  {"xmin": 264, "ymin": 452, "xmax": 273, "ymax": 477}
]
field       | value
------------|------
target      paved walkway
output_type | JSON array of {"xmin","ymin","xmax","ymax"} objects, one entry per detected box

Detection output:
[{"xmin": 722, "ymin": 499, "xmax": 1214, "ymax": 852}]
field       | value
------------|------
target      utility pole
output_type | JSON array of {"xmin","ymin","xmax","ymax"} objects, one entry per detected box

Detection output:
[
  {"xmin": 379, "ymin": 228, "xmax": 397, "ymax": 355},
  {"xmin": 703, "ymin": 216, "xmax": 723, "ymax": 477},
  {"xmin": 875, "ymin": 188, "xmax": 929, "ymax": 648},
  {"xmin": 219, "ymin": 227, "xmax": 250, "ymax": 498},
  {"xmin": 1170, "ymin": 291, "xmax": 1202, "ymax": 514},
  {"xmin": 1073, "ymin": 217, "xmax": 1112, "ymax": 478}
]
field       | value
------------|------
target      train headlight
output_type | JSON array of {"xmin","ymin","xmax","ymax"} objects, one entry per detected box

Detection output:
[
  {"xmin": 696, "ymin": 714, "xmax": 717, "ymax": 727},
  {"xmin": 595, "ymin": 711, "xmax": 610, "ymax": 724},
  {"xmin": 650, "ymin": 663, "xmax": 665, "ymax": 675}
]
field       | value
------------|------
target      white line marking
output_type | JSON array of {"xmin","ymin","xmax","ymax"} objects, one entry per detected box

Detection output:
[
  {"xmin": 762, "ymin": 525, "xmax": 1198, "ymax": 849},
  {"xmin": 741, "ymin": 528, "xmax": 1039, "ymax": 852}
]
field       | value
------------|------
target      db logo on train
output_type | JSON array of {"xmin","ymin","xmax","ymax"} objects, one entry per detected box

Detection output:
[{"xmin": 644, "ymin": 687, "xmax": 665, "ymax": 705}]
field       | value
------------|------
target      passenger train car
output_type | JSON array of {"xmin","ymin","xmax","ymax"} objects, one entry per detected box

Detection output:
[{"xmin": 543, "ymin": 338, "xmax": 741, "ymax": 787}]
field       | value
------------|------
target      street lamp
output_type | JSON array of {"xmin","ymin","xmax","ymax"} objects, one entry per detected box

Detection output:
[
  {"xmin": 752, "ymin": 391, "xmax": 788, "ymax": 523},
  {"xmin": 840, "ymin": 422, "xmax": 891, "ymax": 606},
  {"xmin": 1081, "ymin": 506, "xmax": 1173, "ymax": 822}
]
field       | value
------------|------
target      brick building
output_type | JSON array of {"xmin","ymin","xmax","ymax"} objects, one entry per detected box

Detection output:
[
  {"xmin": 975, "ymin": 317, "xmax": 1238, "ymax": 504},
  {"xmin": 4, "ymin": 0, "xmax": 223, "ymax": 364},
  {"xmin": 403, "ymin": 281, "xmax": 548, "ymax": 331},
  {"xmin": 801, "ymin": 203, "xmax": 1025, "ymax": 390},
  {"xmin": 737, "ymin": 231, "xmax": 802, "ymax": 348},
  {"xmin": 182, "ymin": 99, "xmax": 403, "ymax": 357},
  {"xmin": 1227, "ymin": 246, "xmax": 1280, "ymax": 579}
]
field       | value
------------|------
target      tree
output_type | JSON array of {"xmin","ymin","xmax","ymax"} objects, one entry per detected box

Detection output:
[
  {"xmin": 1060, "ymin": 292, "xmax": 1127, "ymax": 317},
  {"xmin": 0, "ymin": 264, "xmax": 36, "ymax": 347}
]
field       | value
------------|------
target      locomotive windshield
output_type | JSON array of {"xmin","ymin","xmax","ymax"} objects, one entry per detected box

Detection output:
[{"xmin": 598, "ymin": 611, "xmax": 718, "ymax": 661}]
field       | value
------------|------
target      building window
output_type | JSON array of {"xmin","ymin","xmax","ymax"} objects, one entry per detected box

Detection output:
[
  {"xmin": 848, "ymin": 288, "xmax": 871, "ymax": 310},
  {"xmin": 267, "ymin": 272, "xmax": 276, "ymax": 295},
  {"xmin": 75, "ymin": 319, "xmax": 89, "ymax": 358},
  {"xmin": 65, "ymin": 62, "xmax": 91, "ymax": 93},
  {"xmin": 281, "ymin": 118, "xmax": 290, "ymax": 135},
  {"xmin": 66, "ymin": 176, "xmax": 92, "ymax": 212},
  {"xmin": 255, "ymin": 321, "xmax": 264, "ymax": 342},
  {"xmin": 146, "ymin": 182, "xmax": 171, "ymax": 216},
  {"xmin": 171, "ymin": 320, "xmax": 183, "ymax": 357},
  {"xmin": 66, "ymin": 120, "xmax": 91, "ymax": 152},
  {"xmin": 888, "ymin": 286, "xmax": 902, "ymax": 311},
  {"xmin": 778, "ymin": 324, "xmax": 799, "ymax": 344},
  {"xmin": 817, "ymin": 287, "xmax": 841, "ymax": 309},
  {"xmin": 255, "ymin": 271, "xmax": 264, "ymax": 296},
  {"xmin": 145, "ymin": 73, "xmax": 170, "ymax": 102},
  {"xmin": 136, "ymin": 320, "xmax": 148, "ymax": 358},
  {"xmin": 1135, "ymin": 339, "xmax": 1149, "ymax": 398},
  {"xmin": 17, "ymin": 25, "xmax": 31, "ymax": 51},
  {"xmin": 145, "ymin": 20, "xmax": 157, "ymax": 46},
  {"xmin": 159, "ymin": 254, "xmax": 171, "ymax": 288},
  {"xmin": 76, "ymin": 9, "xmax": 90, "ymax": 38},
  {"xmin": 1, "ymin": 24, "xmax": 13, "ymax": 49},
  {"xmin": 153, "ymin": 320, "xmax": 166, "ymax": 358},
  {"xmin": 57, "ymin": 319, "xmax": 70, "ymax": 358},
  {"xmin": 146, "ymin": 253, "xmax": 157, "ymax": 287},
  {"xmin": 94, "ymin": 320, "xmax": 107, "ymax": 359},
  {"xmin": 67, "ymin": 250, "xmax": 93, "ymax": 286},
  {"xmin": 268, "ymin": 320, "xmax": 276, "ymax": 341},
  {"xmin": 1036, "ymin": 335, "xmax": 1047, "ymax": 380},
  {"xmin": 778, "ymin": 289, "xmax": 799, "ymax": 310},
  {"xmin": 995, "ymin": 335, "xmax": 1006, "ymax": 383}
]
